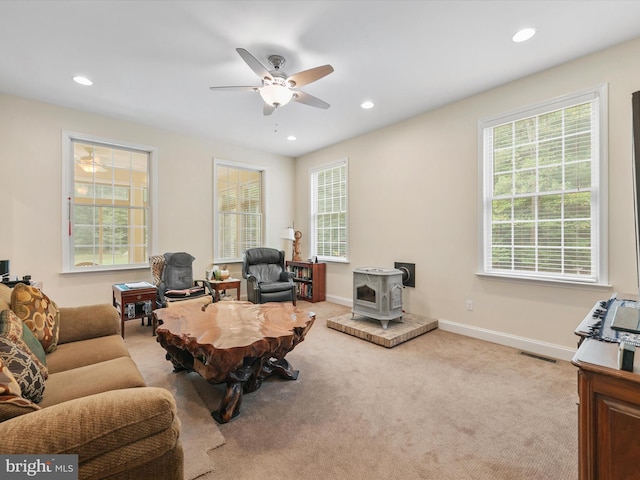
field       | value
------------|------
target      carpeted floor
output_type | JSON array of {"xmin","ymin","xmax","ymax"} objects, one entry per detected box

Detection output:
[
  {"xmin": 125, "ymin": 301, "xmax": 578, "ymax": 480},
  {"xmin": 124, "ymin": 322, "xmax": 225, "ymax": 480}
]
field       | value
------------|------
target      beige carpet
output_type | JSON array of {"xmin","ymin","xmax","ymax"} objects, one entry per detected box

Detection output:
[
  {"xmin": 125, "ymin": 301, "xmax": 579, "ymax": 480},
  {"xmin": 208, "ymin": 301, "xmax": 577, "ymax": 480},
  {"xmin": 124, "ymin": 323, "xmax": 226, "ymax": 480}
]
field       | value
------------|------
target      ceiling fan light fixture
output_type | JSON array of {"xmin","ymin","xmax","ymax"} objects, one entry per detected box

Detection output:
[
  {"xmin": 78, "ymin": 153, "xmax": 107, "ymax": 173},
  {"xmin": 79, "ymin": 161, "xmax": 107, "ymax": 173},
  {"xmin": 259, "ymin": 84, "xmax": 293, "ymax": 107},
  {"xmin": 210, "ymin": 48, "xmax": 334, "ymax": 115}
]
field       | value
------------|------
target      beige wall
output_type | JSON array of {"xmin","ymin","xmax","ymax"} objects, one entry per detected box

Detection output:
[
  {"xmin": 3, "ymin": 37, "xmax": 640, "ymax": 355},
  {"xmin": 296, "ymin": 37, "xmax": 640, "ymax": 353},
  {"xmin": 0, "ymin": 95, "xmax": 295, "ymax": 306}
]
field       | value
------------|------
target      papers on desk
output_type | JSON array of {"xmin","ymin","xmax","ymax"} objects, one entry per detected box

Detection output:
[{"xmin": 124, "ymin": 281, "xmax": 155, "ymax": 289}]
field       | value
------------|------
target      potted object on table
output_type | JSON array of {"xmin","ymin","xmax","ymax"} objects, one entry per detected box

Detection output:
[{"xmin": 219, "ymin": 265, "xmax": 230, "ymax": 280}]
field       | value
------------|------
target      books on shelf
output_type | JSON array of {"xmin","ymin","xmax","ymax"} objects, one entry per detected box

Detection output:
[
  {"xmin": 295, "ymin": 282, "xmax": 313, "ymax": 298},
  {"xmin": 286, "ymin": 260, "xmax": 325, "ymax": 303},
  {"xmin": 290, "ymin": 265, "xmax": 312, "ymax": 280}
]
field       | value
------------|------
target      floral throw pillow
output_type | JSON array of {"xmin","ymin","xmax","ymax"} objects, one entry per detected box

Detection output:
[
  {"xmin": 11, "ymin": 283, "xmax": 60, "ymax": 354},
  {"xmin": 0, "ymin": 336, "xmax": 46, "ymax": 403},
  {"xmin": 0, "ymin": 309, "xmax": 47, "ymax": 380},
  {"xmin": 0, "ymin": 357, "xmax": 40, "ymax": 421},
  {"xmin": 0, "ymin": 283, "xmax": 11, "ymax": 312},
  {"xmin": 0, "ymin": 356, "xmax": 21, "ymax": 397}
]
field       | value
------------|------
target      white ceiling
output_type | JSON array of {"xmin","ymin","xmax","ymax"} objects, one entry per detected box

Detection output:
[{"xmin": 2, "ymin": 1, "xmax": 640, "ymax": 158}]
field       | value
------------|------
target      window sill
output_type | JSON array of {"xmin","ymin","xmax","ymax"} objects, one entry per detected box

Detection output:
[
  {"xmin": 61, "ymin": 265, "xmax": 150, "ymax": 274},
  {"xmin": 476, "ymin": 272, "xmax": 612, "ymax": 291},
  {"xmin": 317, "ymin": 258, "xmax": 349, "ymax": 264}
]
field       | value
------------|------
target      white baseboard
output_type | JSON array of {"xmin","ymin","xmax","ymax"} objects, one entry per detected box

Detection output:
[
  {"xmin": 326, "ymin": 294, "xmax": 351, "ymax": 307},
  {"xmin": 324, "ymin": 296, "xmax": 576, "ymax": 362},
  {"xmin": 438, "ymin": 319, "xmax": 577, "ymax": 362}
]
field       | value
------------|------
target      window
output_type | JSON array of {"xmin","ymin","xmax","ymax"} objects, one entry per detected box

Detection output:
[
  {"xmin": 479, "ymin": 86, "xmax": 607, "ymax": 284},
  {"xmin": 311, "ymin": 159, "xmax": 348, "ymax": 262},
  {"xmin": 62, "ymin": 132, "xmax": 156, "ymax": 272},
  {"xmin": 214, "ymin": 160, "xmax": 263, "ymax": 263}
]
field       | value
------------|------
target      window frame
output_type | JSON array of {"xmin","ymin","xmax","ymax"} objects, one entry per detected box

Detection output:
[
  {"xmin": 61, "ymin": 131, "xmax": 158, "ymax": 273},
  {"xmin": 310, "ymin": 158, "xmax": 349, "ymax": 263},
  {"xmin": 213, "ymin": 158, "xmax": 266, "ymax": 264},
  {"xmin": 478, "ymin": 85, "xmax": 608, "ymax": 286}
]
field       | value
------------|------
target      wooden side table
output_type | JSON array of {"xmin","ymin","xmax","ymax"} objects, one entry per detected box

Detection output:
[
  {"xmin": 209, "ymin": 278, "xmax": 241, "ymax": 302},
  {"xmin": 112, "ymin": 283, "xmax": 157, "ymax": 338}
]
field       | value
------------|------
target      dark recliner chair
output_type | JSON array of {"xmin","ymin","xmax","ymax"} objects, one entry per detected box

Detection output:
[
  {"xmin": 242, "ymin": 248, "xmax": 296, "ymax": 305},
  {"xmin": 150, "ymin": 252, "xmax": 214, "ymax": 308}
]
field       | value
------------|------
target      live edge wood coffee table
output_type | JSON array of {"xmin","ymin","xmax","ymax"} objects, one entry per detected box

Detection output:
[{"xmin": 154, "ymin": 301, "xmax": 315, "ymax": 423}]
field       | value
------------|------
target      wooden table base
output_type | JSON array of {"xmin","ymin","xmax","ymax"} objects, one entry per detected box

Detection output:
[
  {"xmin": 154, "ymin": 301, "xmax": 315, "ymax": 423},
  {"xmin": 210, "ymin": 357, "xmax": 299, "ymax": 423}
]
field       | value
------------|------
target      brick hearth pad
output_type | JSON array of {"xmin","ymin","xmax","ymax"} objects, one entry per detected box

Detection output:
[{"xmin": 326, "ymin": 312, "xmax": 438, "ymax": 348}]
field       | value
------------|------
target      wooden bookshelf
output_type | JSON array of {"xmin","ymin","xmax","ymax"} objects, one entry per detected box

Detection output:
[{"xmin": 286, "ymin": 261, "xmax": 326, "ymax": 303}]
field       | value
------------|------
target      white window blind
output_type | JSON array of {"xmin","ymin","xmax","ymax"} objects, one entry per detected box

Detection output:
[
  {"xmin": 215, "ymin": 162, "xmax": 263, "ymax": 262},
  {"xmin": 62, "ymin": 132, "xmax": 155, "ymax": 272},
  {"xmin": 480, "ymin": 86, "xmax": 607, "ymax": 284},
  {"xmin": 311, "ymin": 159, "xmax": 348, "ymax": 261}
]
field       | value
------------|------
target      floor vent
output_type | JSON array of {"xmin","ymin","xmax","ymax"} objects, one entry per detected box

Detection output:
[{"xmin": 520, "ymin": 351, "xmax": 557, "ymax": 363}]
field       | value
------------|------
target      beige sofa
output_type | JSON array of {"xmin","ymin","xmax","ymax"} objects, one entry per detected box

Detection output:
[{"xmin": 0, "ymin": 284, "xmax": 183, "ymax": 479}]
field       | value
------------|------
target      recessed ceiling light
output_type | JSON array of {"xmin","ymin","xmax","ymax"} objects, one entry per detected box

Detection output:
[
  {"xmin": 73, "ymin": 76, "xmax": 93, "ymax": 86},
  {"xmin": 361, "ymin": 100, "xmax": 374, "ymax": 109},
  {"xmin": 287, "ymin": 135, "xmax": 296, "ymax": 141},
  {"xmin": 512, "ymin": 28, "xmax": 536, "ymax": 43}
]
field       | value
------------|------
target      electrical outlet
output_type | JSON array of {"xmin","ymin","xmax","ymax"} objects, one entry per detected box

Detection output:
[{"xmin": 465, "ymin": 300, "xmax": 473, "ymax": 311}]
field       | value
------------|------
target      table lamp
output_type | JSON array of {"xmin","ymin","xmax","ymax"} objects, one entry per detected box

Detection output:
[{"xmin": 282, "ymin": 227, "xmax": 296, "ymax": 261}]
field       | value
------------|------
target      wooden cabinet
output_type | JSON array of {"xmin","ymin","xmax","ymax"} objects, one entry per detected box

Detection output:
[
  {"xmin": 572, "ymin": 339, "xmax": 640, "ymax": 479},
  {"xmin": 286, "ymin": 261, "xmax": 326, "ymax": 303}
]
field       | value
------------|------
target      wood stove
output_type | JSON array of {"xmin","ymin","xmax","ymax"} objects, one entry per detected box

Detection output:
[{"xmin": 352, "ymin": 267, "xmax": 403, "ymax": 329}]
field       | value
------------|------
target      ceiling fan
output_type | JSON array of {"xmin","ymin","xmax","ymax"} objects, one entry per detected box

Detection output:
[
  {"xmin": 210, "ymin": 48, "xmax": 334, "ymax": 116},
  {"xmin": 75, "ymin": 147, "xmax": 107, "ymax": 173}
]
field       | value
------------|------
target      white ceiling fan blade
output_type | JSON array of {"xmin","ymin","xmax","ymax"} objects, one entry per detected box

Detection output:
[
  {"xmin": 263, "ymin": 103, "xmax": 276, "ymax": 116},
  {"xmin": 293, "ymin": 91, "xmax": 330, "ymax": 109},
  {"xmin": 209, "ymin": 86, "xmax": 259, "ymax": 92},
  {"xmin": 287, "ymin": 65, "xmax": 334, "ymax": 88},
  {"xmin": 236, "ymin": 48, "xmax": 273, "ymax": 81}
]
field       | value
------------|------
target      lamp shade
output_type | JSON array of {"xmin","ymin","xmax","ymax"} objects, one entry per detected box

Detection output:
[
  {"xmin": 282, "ymin": 227, "xmax": 296, "ymax": 241},
  {"xmin": 260, "ymin": 84, "xmax": 293, "ymax": 107}
]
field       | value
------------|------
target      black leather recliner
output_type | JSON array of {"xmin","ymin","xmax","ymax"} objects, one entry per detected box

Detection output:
[
  {"xmin": 151, "ymin": 252, "xmax": 214, "ymax": 308},
  {"xmin": 242, "ymin": 248, "xmax": 296, "ymax": 305}
]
